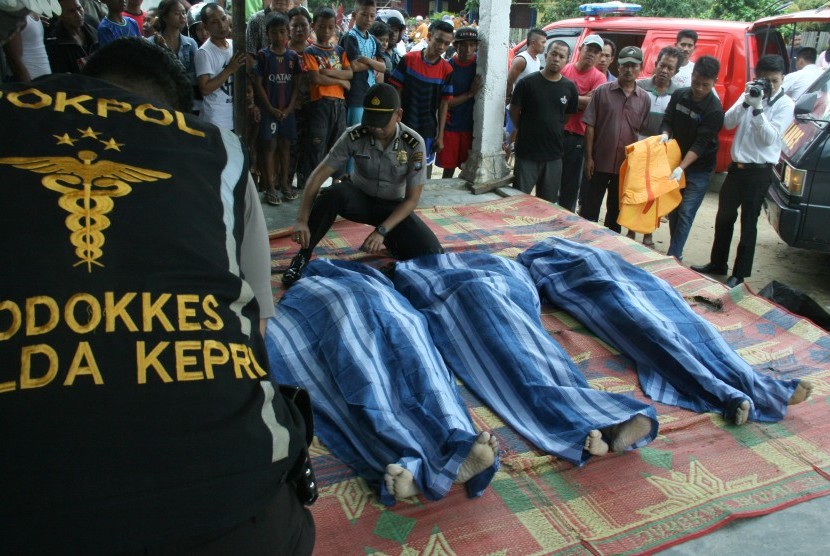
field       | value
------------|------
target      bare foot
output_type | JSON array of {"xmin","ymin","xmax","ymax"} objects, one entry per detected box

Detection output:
[
  {"xmin": 603, "ymin": 415, "xmax": 653, "ymax": 452},
  {"xmin": 384, "ymin": 463, "xmax": 420, "ymax": 500},
  {"xmin": 584, "ymin": 429, "xmax": 609, "ymax": 456},
  {"xmin": 734, "ymin": 400, "xmax": 750, "ymax": 426},
  {"xmin": 788, "ymin": 380, "xmax": 813, "ymax": 405},
  {"xmin": 455, "ymin": 431, "xmax": 499, "ymax": 484}
]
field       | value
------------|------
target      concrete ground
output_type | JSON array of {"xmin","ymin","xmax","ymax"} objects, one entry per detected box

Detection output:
[{"xmin": 261, "ymin": 176, "xmax": 830, "ymax": 554}]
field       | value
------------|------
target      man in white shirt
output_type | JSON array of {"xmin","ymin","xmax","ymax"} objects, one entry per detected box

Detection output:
[
  {"xmin": 673, "ymin": 29, "xmax": 697, "ymax": 88},
  {"xmin": 505, "ymin": 27, "xmax": 545, "ymax": 103},
  {"xmin": 783, "ymin": 47, "xmax": 824, "ymax": 100},
  {"xmin": 196, "ymin": 3, "xmax": 245, "ymax": 130},
  {"xmin": 691, "ymin": 55, "xmax": 794, "ymax": 287}
]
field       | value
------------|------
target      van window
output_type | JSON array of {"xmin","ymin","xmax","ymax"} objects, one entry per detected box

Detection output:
[{"xmin": 748, "ymin": 28, "xmax": 787, "ymax": 73}]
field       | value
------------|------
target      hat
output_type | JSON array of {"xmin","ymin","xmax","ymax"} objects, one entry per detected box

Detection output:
[
  {"xmin": 618, "ymin": 45, "xmax": 643, "ymax": 65},
  {"xmin": 362, "ymin": 83, "xmax": 400, "ymax": 128},
  {"xmin": 377, "ymin": 8, "xmax": 405, "ymax": 28},
  {"xmin": 454, "ymin": 26, "xmax": 479, "ymax": 43},
  {"xmin": 582, "ymin": 34, "xmax": 604, "ymax": 49},
  {"xmin": 416, "ymin": 15, "xmax": 423, "ymax": 21}
]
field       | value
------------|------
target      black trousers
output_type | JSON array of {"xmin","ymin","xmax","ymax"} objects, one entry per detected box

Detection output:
[
  {"xmin": 306, "ymin": 182, "xmax": 444, "ymax": 259},
  {"xmin": 558, "ymin": 132, "xmax": 585, "ymax": 212},
  {"xmin": 709, "ymin": 165, "xmax": 773, "ymax": 279},
  {"xmin": 579, "ymin": 171, "xmax": 621, "ymax": 233}
]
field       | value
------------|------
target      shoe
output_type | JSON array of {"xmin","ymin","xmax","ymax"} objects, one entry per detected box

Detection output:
[
  {"xmin": 265, "ymin": 191, "xmax": 281, "ymax": 206},
  {"xmin": 642, "ymin": 234, "xmax": 655, "ymax": 248},
  {"xmin": 282, "ymin": 188, "xmax": 299, "ymax": 201},
  {"xmin": 725, "ymin": 276, "xmax": 744, "ymax": 288},
  {"xmin": 690, "ymin": 262, "xmax": 728, "ymax": 275},
  {"xmin": 282, "ymin": 253, "xmax": 309, "ymax": 286}
]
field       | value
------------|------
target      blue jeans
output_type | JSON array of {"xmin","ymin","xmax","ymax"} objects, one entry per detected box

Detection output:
[{"xmin": 667, "ymin": 169, "xmax": 712, "ymax": 261}]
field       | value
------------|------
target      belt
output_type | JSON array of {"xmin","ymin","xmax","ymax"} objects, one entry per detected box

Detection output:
[
  {"xmin": 731, "ymin": 162, "xmax": 773, "ymax": 170},
  {"xmin": 564, "ymin": 131, "xmax": 583, "ymax": 137}
]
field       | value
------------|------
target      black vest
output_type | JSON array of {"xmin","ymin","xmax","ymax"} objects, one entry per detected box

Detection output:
[{"xmin": 0, "ymin": 74, "xmax": 305, "ymax": 551}]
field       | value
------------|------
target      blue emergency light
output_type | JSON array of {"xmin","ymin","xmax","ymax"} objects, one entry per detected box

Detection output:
[{"xmin": 579, "ymin": 2, "xmax": 642, "ymax": 16}]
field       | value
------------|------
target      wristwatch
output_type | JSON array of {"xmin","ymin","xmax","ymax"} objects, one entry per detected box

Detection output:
[
  {"xmin": 376, "ymin": 225, "xmax": 388, "ymax": 237},
  {"xmin": 752, "ymin": 108, "xmax": 764, "ymax": 117}
]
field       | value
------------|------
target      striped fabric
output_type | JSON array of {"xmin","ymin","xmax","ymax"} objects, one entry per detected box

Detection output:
[
  {"xmin": 394, "ymin": 253, "xmax": 658, "ymax": 466},
  {"xmin": 518, "ymin": 238, "xmax": 799, "ymax": 422},
  {"xmin": 264, "ymin": 259, "xmax": 497, "ymax": 506}
]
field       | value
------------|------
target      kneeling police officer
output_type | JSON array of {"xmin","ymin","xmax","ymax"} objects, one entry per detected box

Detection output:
[{"xmin": 283, "ymin": 83, "xmax": 444, "ymax": 286}]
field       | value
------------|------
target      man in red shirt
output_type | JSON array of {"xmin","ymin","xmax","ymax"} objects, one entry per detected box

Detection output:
[{"xmin": 559, "ymin": 34, "xmax": 606, "ymax": 213}]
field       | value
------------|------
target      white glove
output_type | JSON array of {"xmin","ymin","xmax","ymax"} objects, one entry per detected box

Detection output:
[
  {"xmin": 745, "ymin": 92, "xmax": 763, "ymax": 110},
  {"xmin": 658, "ymin": 133, "xmax": 669, "ymax": 144},
  {"xmin": 670, "ymin": 167, "xmax": 683, "ymax": 181}
]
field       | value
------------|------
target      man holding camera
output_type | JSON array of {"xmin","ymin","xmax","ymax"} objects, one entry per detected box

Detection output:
[{"xmin": 692, "ymin": 55, "xmax": 794, "ymax": 287}]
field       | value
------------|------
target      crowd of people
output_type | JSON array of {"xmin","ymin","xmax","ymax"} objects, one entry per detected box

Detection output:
[
  {"xmin": 0, "ymin": 1, "xmax": 819, "ymax": 551},
  {"xmin": 506, "ymin": 26, "xmax": 808, "ymax": 288}
]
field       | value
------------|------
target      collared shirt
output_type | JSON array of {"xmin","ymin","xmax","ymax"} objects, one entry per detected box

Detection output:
[
  {"xmin": 582, "ymin": 81, "xmax": 651, "ymax": 174},
  {"xmin": 323, "ymin": 123, "xmax": 428, "ymax": 200},
  {"xmin": 782, "ymin": 64, "xmax": 824, "ymax": 101},
  {"xmin": 724, "ymin": 89, "xmax": 795, "ymax": 165},
  {"xmin": 636, "ymin": 77, "xmax": 679, "ymax": 137}
]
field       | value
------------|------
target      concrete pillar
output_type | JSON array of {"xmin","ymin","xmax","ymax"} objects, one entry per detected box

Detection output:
[{"xmin": 459, "ymin": 0, "xmax": 513, "ymax": 193}]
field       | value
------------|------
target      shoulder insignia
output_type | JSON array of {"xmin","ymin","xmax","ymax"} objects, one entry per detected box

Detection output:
[
  {"xmin": 349, "ymin": 127, "xmax": 369, "ymax": 141},
  {"xmin": 401, "ymin": 132, "xmax": 419, "ymax": 149}
]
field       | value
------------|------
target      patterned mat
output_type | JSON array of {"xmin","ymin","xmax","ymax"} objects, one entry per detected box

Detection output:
[{"xmin": 270, "ymin": 196, "xmax": 830, "ymax": 555}]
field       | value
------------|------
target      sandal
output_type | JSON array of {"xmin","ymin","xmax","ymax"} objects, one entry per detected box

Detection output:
[
  {"xmin": 643, "ymin": 234, "xmax": 655, "ymax": 248},
  {"xmin": 282, "ymin": 188, "xmax": 299, "ymax": 201},
  {"xmin": 265, "ymin": 191, "xmax": 281, "ymax": 206}
]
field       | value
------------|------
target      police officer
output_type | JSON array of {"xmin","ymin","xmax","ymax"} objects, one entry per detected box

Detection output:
[{"xmin": 283, "ymin": 82, "xmax": 444, "ymax": 286}]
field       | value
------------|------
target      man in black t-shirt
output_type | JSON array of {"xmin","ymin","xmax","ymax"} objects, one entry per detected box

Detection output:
[
  {"xmin": 510, "ymin": 40, "xmax": 579, "ymax": 203},
  {"xmin": 0, "ymin": 37, "xmax": 314, "ymax": 554}
]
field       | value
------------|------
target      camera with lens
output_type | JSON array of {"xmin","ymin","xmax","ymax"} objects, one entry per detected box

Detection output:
[{"xmin": 748, "ymin": 78, "xmax": 772, "ymax": 100}]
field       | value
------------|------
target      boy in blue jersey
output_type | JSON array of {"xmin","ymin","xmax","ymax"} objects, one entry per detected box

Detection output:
[
  {"xmin": 253, "ymin": 12, "xmax": 301, "ymax": 205},
  {"xmin": 437, "ymin": 26, "xmax": 482, "ymax": 178},
  {"xmin": 98, "ymin": 0, "xmax": 141, "ymax": 46}
]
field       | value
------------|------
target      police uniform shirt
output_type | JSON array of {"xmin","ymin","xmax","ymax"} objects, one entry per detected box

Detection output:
[
  {"xmin": 0, "ymin": 74, "xmax": 305, "ymax": 552},
  {"xmin": 322, "ymin": 122, "xmax": 428, "ymax": 200}
]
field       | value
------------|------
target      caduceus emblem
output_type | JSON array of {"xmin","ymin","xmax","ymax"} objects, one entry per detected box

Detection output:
[{"xmin": 0, "ymin": 150, "xmax": 171, "ymax": 271}]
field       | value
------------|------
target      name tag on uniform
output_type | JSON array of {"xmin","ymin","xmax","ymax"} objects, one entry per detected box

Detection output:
[{"xmin": 355, "ymin": 154, "xmax": 371, "ymax": 159}]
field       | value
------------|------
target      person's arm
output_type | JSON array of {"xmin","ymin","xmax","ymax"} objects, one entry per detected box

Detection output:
[
  {"xmin": 291, "ymin": 161, "xmax": 339, "ymax": 247},
  {"xmin": 686, "ymin": 102, "xmax": 724, "ymax": 164},
  {"xmin": 198, "ymin": 51, "xmax": 246, "ymax": 96},
  {"xmin": 660, "ymin": 92, "xmax": 679, "ymax": 136},
  {"xmin": 505, "ymin": 55, "xmax": 527, "ymax": 103},
  {"xmin": 723, "ymin": 93, "xmax": 748, "ymax": 131},
  {"xmin": 584, "ymin": 124, "xmax": 596, "ymax": 180},
  {"xmin": 577, "ymin": 93, "xmax": 592, "ymax": 111},
  {"xmin": 252, "ymin": 71, "xmax": 280, "ymax": 118},
  {"xmin": 2, "ymin": 28, "xmax": 31, "ymax": 82},
  {"xmin": 360, "ymin": 184, "xmax": 423, "ymax": 254},
  {"xmin": 448, "ymin": 74, "xmax": 482, "ymax": 108},
  {"xmin": 435, "ymin": 97, "xmax": 449, "ymax": 151},
  {"xmin": 239, "ymin": 173, "xmax": 276, "ymax": 331}
]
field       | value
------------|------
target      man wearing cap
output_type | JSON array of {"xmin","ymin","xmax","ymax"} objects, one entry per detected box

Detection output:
[
  {"xmin": 580, "ymin": 45, "xmax": 651, "ymax": 233},
  {"xmin": 283, "ymin": 83, "xmax": 443, "ymax": 285},
  {"xmin": 559, "ymin": 34, "xmax": 607, "ymax": 213},
  {"xmin": 410, "ymin": 14, "xmax": 428, "ymax": 42},
  {"xmin": 438, "ymin": 26, "xmax": 482, "ymax": 178}
]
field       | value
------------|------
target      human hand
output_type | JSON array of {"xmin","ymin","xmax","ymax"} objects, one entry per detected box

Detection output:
[
  {"xmin": 744, "ymin": 91, "xmax": 762, "ymax": 110},
  {"xmin": 435, "ymin": 133, "xmax": 444, "ymax": 152},
  {"xmin": 584, "ymin": 157, "xmax": 595, "ymax": 180},
  {"xmin": 360, "ymin": 231, "xmax": 384, "ymax": 253},
  {"xmin": 228, "ymin": 52, "xmax": 246, "ymax": 73},
  {"xmin": 292, "ymin": 222, "xmax": 311, "ymax": 248},
  {"xmin": 470, "ymin": 74, "xmax": 483, "ymax": 96},
  {"xmin": 657, "ymin": 133, "xmax": 669, "ymax": 144},
  {"xmin": 670, "ymin": 166, "xmax": 683, "ymax": 181}
]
